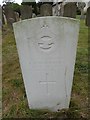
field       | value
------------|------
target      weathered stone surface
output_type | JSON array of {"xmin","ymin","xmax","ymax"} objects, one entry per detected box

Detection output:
[
  {"xmin": 20, "ymin": 5, "xmax": 32, "ymax": 20},
  {"xmin": 40, "ymin": 3, "xmax": 52, "ymax": 16},
  {"xmin": 4, "ymin": 5, "xmax": 16, "ymax": 26},
  {"xmin": 13, "ymin": 16, "xmax": 79, "ymax": 111},
  {"xmin": 63, "ymin": 2, "xmax": 77, "ymax": 18},
  {"xmin": 86, "ymin": 7, "xmax": 90, "ymax": 27}
]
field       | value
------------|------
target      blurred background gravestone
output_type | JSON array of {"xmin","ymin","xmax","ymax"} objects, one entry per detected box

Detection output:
[
  {"xmin": 4, "ymin": 5, "xmax": 16, "ymax": 27},
  {"xmin": 63, "ymin": 2, "xmax": 77, "ymax": 18},
  {"xmin": 21, "ymin": 0, "xmax": 38, "ymax": 19},
  {"xmin": 20, "ymin": 5, "xmax": 32, "ymax": 20},
  {"xmin": 86, "ymin": 7, "xmax": 90, "ymax": 27},
  {"xmin": 40, "ymin": 2, "xmax": 53, "ymax": 16},
  {"xmin": 78, "ymin": 2, "xmax": 86, "ymax": 19}
]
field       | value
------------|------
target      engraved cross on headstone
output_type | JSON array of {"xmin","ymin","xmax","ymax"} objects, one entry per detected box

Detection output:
[{"xmin": 39, "ymin": 73, "xmax": 56, "ymax": 95}]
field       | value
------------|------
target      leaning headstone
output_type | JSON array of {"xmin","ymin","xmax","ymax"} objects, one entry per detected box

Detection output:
[
  {"xmin": 86, "ymin": 7, "xmax": 90, "ymax": 27},
  {"xmin": 20, "ymin": 5, "xmax": 32, "ymax": 20},
  {"xmin": 63, "ymin": 2, "xmax": 77, "ymax": 18},
  {"xmin": 13, "ymin": 16, "xmax": 79, "ymax": 111}
]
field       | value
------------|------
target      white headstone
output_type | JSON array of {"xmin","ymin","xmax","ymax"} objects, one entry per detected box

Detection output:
[{"xmin": 13, "ymin": 16, "xmax": 79, "ymax": 111}]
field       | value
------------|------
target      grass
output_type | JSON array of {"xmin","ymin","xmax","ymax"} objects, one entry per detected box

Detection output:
[{"xmin": 2, "ymin": 18, "xmax": 89, "ymax": 119}]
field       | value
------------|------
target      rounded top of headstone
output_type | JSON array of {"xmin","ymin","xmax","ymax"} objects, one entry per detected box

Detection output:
[{"xmin": 13, "ymin": 16, "xmax": 80, "ymax": 28}]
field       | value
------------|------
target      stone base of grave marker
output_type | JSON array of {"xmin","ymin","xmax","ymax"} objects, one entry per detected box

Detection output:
[{"xmin": 13, "ymin": 16, "xmax": 79, "ymax": 111}]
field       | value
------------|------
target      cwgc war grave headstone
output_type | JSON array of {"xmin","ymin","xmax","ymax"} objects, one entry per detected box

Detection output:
[
  {"xmin": 86, "ymin": 7, "xmax": 90, "ymax": 27},
  {"xmin": 13, "ymin": 16, "xmax": 79, "ymax": 111},
  {"xmin": 4, "ymin": 5, "xmax": 16, "ymax": 27},
  {"xmin": 20, "ymin": 5, "xmax": 32, "ymax": 20},
  {"xmin": 63, "ymin": 2, "xmax": 77, "ymax": 18}
]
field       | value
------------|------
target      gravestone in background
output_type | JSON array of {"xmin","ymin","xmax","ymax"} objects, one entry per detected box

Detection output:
[
  {"xmin": 78, "ymin": 2, "xmax": 86, "ymax": 19},
  {"xmin": 4, "ymin": 5, "xmax": 16, "ymax": 26},
  {"xmin": 20, "ymin": 5, "xmax": 32, "ymax": 20},
  {"xmin": 40, "ymin": 3, "xmax": 52, "ymax": 16},
  {"xmin": 13, "ymin": 16, "xmax": 79, "ymax": 111},
  {"xmin": 63, "ymin": 2, "xmax": 77, "ymax": 18},
  {"xmin": 86, "ymin": 7, "xmax": 90, "ymax": 27}
]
